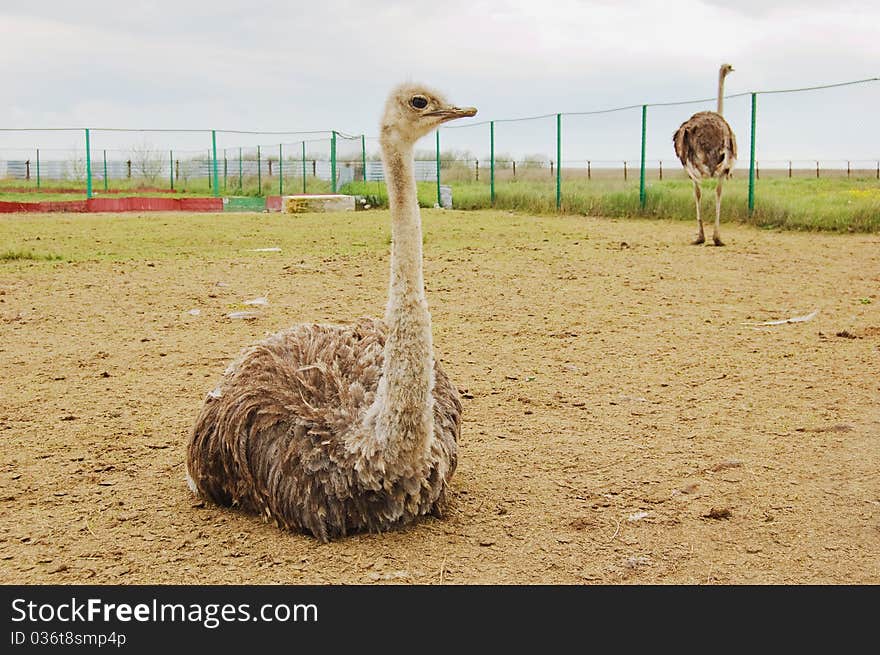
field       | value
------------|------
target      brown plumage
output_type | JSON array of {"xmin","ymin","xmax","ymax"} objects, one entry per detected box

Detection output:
[
  {"xmin": 673, "ymin": 111, "xmax": 737, "ymax": 179},
  {"xmin": 187, "ymin": 319, "xmax": 460, "ymax": 541},
  {"xmin": 186, "ymin": 84, "xmax": 477, "ymax": 542},
  {"xmin": 673, "ymin": 63, "xmax": 737, "ymax": 245}
]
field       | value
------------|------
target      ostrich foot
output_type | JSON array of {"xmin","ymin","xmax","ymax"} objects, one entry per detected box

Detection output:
[
  {"xmin": 712, "ymin": 236, "xmax": 725, "ymax": 246},
  {"xmin": 691, "ymin": 235, "xmax": 706, "ymax": 245}
]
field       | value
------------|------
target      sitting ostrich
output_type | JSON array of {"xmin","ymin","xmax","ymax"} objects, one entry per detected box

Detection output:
[
  {"xmin": 186, "ymin": 84, "xmax": 477, "ymax": 542},
  {"xmin": 673, "ymin": 63, "xmax": 738, "ymax": 245}
]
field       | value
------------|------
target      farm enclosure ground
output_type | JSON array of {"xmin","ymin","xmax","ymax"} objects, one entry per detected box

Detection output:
[{"xmin": 1, "ymin": 209, "xmax": 878, "ymax": 584}]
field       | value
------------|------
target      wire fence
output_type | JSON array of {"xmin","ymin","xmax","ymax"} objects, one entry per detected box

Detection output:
[
  {"xmin": 0, "ymin": 129, "xmax": 366, "ymax": 198},
  {"xmin": 1, "ymin": 76, "xmax": 877, "ymax": 214}
]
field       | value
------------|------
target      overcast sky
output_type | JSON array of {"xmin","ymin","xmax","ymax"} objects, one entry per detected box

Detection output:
[{"xmin": 1, "ymin": 0, "xmax": 877, "ymax": 164}]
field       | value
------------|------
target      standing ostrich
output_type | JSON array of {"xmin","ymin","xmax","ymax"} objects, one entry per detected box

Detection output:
[
  {"xmin": 186, "ymin": 84, "xmax": 476, "ymax": 542},
  {"xmin": 673, "ymin": 63, "xmax": 738, "ymax": 245}
]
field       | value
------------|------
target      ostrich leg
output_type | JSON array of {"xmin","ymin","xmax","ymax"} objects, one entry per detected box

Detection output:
[
  {"xmin": 691, "ymin": 180, "xmax": 705, "ymax": 245},
  {"xmin": 713, "ymin": 179, "xmax": 725, "ymax": 246}
]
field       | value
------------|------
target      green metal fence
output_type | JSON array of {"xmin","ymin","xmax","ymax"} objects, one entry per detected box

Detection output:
[
  {"xmin": 434, "ymin": 76, "xmax": 878, "ymax": 216},
  {"xmin": 0, "ymin": 128, "xmax": 370, "ymax": 199},
  {"xmin": 1, "ymin": 76, "xmax": 877, "ymax": 217}
]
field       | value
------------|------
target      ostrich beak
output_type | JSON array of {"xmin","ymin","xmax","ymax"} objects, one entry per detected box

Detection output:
[{"xmin": 429, "ymin": 106, "xmax": 478, "ymax": 123}]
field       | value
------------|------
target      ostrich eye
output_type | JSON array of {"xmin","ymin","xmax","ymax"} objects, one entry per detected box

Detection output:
[{"xmin": 410, "ymin": 95, "xmax": 429, "ymax": 110}]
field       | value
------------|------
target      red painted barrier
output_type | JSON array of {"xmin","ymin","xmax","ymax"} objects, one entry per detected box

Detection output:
[
  {"xmin": 86, "ymin": 198, "xmax": 131, "ymax": 212},
  {"xmin": 0, "ymin": 197, "xmax": 224, "ymax": 214},
  {"xmin": 41, "ymin": 200, "xmax": 89, "ymax": 212},
  {"xmin": 266, "ymin": 196, "xmax": 283, "ymax": 211},
  {"xmin": 0, "ymin": 201, "xmax": 30, "ymax": 213},
  {"xmin": 180, "ymin": 197, "xmax": 224, "ymax": 211}
]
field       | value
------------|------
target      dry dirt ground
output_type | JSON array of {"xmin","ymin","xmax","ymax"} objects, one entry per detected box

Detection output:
[{"xmin": 2, "ymin": 210, "xmax": 878, "ymax": 584}]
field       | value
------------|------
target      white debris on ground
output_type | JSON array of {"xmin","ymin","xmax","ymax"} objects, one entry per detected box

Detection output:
[
  {"xmin": 226, "ymin": 311, "xmax": 259, "ymax": 320},
  {"xmin": 248, "ymin": 247, "xmax": 282, "ymax": 252},
  {"xmin": 243, "ymin": 296, "xmax": 269, "ymax": 306},
  {"xmin": 627, "ymin": 511, "xmax": 649, "ymax": 522},
  {"xmin": 745, "ymin": 309, "xmax": 819, "ymax": 327},
  {"xmin": 186, "ymin": 309, "xmax": 201, "ymax": 316}
]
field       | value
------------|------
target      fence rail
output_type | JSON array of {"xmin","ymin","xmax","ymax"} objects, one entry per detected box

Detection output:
[{"xmin": 1, "ymin": 76, "xmax": 877, "ymax": 213}]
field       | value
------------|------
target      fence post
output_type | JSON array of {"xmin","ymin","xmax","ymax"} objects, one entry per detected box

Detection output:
[
  {"xmin": 103, "ymin": 149, "xmax": 108, "ymax": 192},
  {"xmin": 555, "ymin": 113, "xmax": 561, "ymax": 210},
  {"xmin": 257, "ymin": 145, "xmax": 262, "ymax": 195},
  {"xmin": 330, "ymin": 131, "xmax": 337, "ymax": 193},
  {"xmin": 85, "ymin": 128, "xmax": 93, "ymax": 199},
  {"xmin": 36, "ymin": 149, "xmax": 40, "ymax": 190},
  {"xmin": 302, "ymin": 142, "xmax": 307, "ymax": 194},
  {"xmin": 238, "ymin": 147, "xmax": 242, "ymax": 192},
  {"xmin": 748, "ymin": 92, "xmax": 757, "ymax": 215},
  {"xmin": 490, "ymin": 120, "xmax": 495, "ymax": 206},
  {"xmin": 170, "ymin": 150, "xmax": 174, "ymax": 191},
  {"xmin": 788, "ymin": 161, "xmax": 792, "ymax": 178},
  {"xmin": 223, "ymin": 150, "xmax": 227, "ymax": 191},
  {"xmin": 211, "ymin": 130, "xmax": 219, "ymax": 197},
  {"xmin": 639, "ymin": 104, "xmax": 647, "ymax": 209},
  {"xmin": 816, "ymin": 161, "xmax": 819, "ymax": 179},
  {"xmin": 26, "ymin": 160, "xmax": 30, "ymax": 181},
  {"xmin": 435, "ymin": 129, "xmax": 441, "ymax": 207},
  {"xmin": 279, "ymin": 143, "xmax": 284, "ymax": 196},
  {"xmin": 475, "ymin": 159, "xmax": 479, "ymax": 182},
  {"xmin": 361, "ymin": 135, "xmax": 367, "ymax": 182},
  {"xmin": 623, "ymin": 161, "xmax": 627, "ymax": 181},
  {"xmin": 659, "ymin": 160, "xmax": 663, "ymax": 181},
  {"xmin": 587, "ymin": 160, "xmax": 590, "ymax": 180}
]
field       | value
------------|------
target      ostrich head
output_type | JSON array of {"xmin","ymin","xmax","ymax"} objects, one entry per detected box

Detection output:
[
  {"xmin": 720, "ymin": 63, "xmax": 734, "ymax": 77},
  {"xmin": 380, "ymin": 83, "xmax": 477, "ymax": 146}
]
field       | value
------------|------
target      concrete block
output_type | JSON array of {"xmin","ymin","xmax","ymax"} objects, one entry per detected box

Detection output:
[{"xmin": 282, "ymin": 194, "xmax": 356, "ymax": 213}]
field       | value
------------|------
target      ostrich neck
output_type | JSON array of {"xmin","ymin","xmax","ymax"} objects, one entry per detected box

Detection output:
[
  {"xmin": 383, "ymin": 141, "xmax": 428, "ymax": 320},
  {"xmin": 361, "ymin": 138, "xmax": 434, "ymax": 467},
  {"xmin": 717, "ymin": 72, "xmax": 726, "ymax": 115}
]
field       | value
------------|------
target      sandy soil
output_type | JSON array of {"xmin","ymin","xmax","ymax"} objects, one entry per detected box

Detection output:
[{"xmin": 1, "ymin": 210, "xmax": 878, "ymax": 584}]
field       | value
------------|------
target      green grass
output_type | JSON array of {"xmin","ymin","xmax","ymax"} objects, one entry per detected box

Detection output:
[
  {"xmin": 0, "ymin": 249, "xmax": 64, "ymax": 261},
  {"xmin": 0, "ymin": 212, "xmax": 384, "ymax": 262},
  {"xmin": 0, "ymin": 210, "xmax": 571, "ymax": 263},
  {"xmin": 3, "ymin": 173, "xmax": 877, "ymax": 232},
  {"xmin": 341, "ymin": 176, "xmax": 880, "ymax": 233},
  {"xmin": 0, "ymin": 192, "xmax": 87, "ymax": 202},
  {"xmin": 1, "ymin": 205, "xmax": 877, "ymax": 271},
  {"xmin": 0, "ymin": 175, "xmax": 334, "ymax": 201}
]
